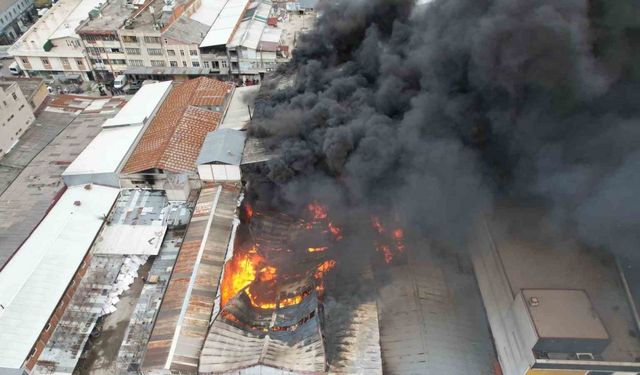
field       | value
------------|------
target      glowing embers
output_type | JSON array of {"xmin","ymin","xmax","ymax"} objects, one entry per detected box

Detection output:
[
  {"xmin": 371, "ymin": 215, "xmax": 406, "ymax": 263},
  {"xmin": 220, "ymin": 201, "xmax": 340, "ymax": 312}
]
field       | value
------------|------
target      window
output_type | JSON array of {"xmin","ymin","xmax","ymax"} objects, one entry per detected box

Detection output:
[
  {"xmin": 76, "ymin": 59, "xmax": 84, "ymax": 66},
  {"xmin": 110, "ymin": 59, "xmax": 126, "ymax": 65},
  {"xmin": 143, "ymin": 36, "xmax": 161, "ymax": 44},
  {"xmin": 192, "ymin": 61, "xmax": 200, "ymax": 67},
  {"xmin": 28, "ymin": 348, "xmax": 37, "ymax": 358},
  {"xmin": 19, "ymin": 104, "xmax": 24, "ymax": 110},
  {"xmin": 180, "ymin": 50, "xmax": 184, "ymax": 56},
  {"xmin": 122, "ymin": 35, "xmax": 138, "ymax": 43},
  {"xmin": 11, "ymin": 93, "xmax": 17, "ymax": 101},
  {"xmin": 128, "ymin": 59, "xmax": 143, "ymax": 67},
  {"xmin": 147, "ymin": 48, "xmax": 163, "ymax": 55},
  {"xmin": 203, "ymin": 61, "xmax": 209, "ymax": 68},
  {"xmin": 61, "ymin": 57, "xmax": 70, "ymax": 66},
  {"xmin": 21, "ymin": 57, "xmax": 28, "ymax": 64},
  {"xmin": 90, "ymin": 58, "xmax": 103, "ymax": 64},
  {"xmin": 169, "ymin": 60, "xmax": 177, "ymax": 67},
  {"xmin": 167, "ymin": 49, "xmax": 175, "ymax": 56},
  {"xmin": 44, "ymin": 323, "xmax": 51, "ymax": 332},
  {"xmin": 41, "ymin": 58, "xmax": 49, "ymax": 65},
  {"xmin": 182, "ymin": 61, "xmax": 187, "ymax": 67},
  {"xmin": 150, "ymin": 60, "xmax": 165, "ymax": 67},
  {"xmin": 189, "ymin": 50, "xmax": 197, "ymax": 56},
  {"xmin": 106, "ymin": 48, "xmax": 121, "ymax": 53},
  {"xmin": 221, "ymin": 60, "xmax": 227, "ymax": 68},
  {"xmin": 125, "ymin": 48, "xmax": 140, "ymax": 55}
]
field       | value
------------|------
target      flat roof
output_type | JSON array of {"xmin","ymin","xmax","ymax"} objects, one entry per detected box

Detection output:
[
  {"xmin": 93, "ymin": 190, "xmax": 169, "ymax": 255},
  {"xmin": 62, "ymin": 124, "xmax": 144, "ymax": 177},
  {"xmin": 10, "ymin": 0, "xmax": 97, "ymax": 53},
  {"xmin": 0, "ymin": 77, "xmax": 44, "ymax": 101},
  {"xmin": 50, "ymin": 0, "xmax": 104, "ymax": 40},
  {"xmin": 199, "ymin": 0, "xmax": 250, "ymax": 48},
  {"xmin": 190, "ymin": 0, "xmax": 227, "ymax": 26},
  {"xmin": 103, "ymin": 81, "xmax": 172, "ymax": 128},
  {"xmin": 487, "ymin": 205, "xmax": 640, "ymax": 363},
  {"xmin": 521, "ymin": 289, "xmax": 609, "ymax": 340},
  {"xmin": 218, "ymin": 85, "xmax": 259, "ymax": 130},
  {"xmin": 0, "ymin": 184, "xmax": 119, "ymax": 369}
]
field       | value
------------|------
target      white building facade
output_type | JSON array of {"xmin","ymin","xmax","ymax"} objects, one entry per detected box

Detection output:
[
  {"xmin": 0, "ymin": 80, "xmax": 35, "ymax": 158},
  {"xmin": 8, "ymin": 0, "xmax": 100, "ymax": 80}
]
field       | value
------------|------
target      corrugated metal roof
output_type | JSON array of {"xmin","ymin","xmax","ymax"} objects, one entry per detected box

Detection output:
[
  {"xmin": 142, "ymin": 184, "xmax": 241, "ymax": 372},
  {"xmin": 122, "ymin": 77, "xmax": 234, "ymax": 174},
  {"xmin": 199, "ymin": 0, "xmax": 251, "ymax": 48},
  {"xmin": 103, "ymin": 81, "xmax": 172, "ymax": 128},
  {"xmin": 197, "ymin": 129, "xmax": 247, "ymax": 166},
  {"xmin": 0, "ymin": 184, "xmax": 119, "ymax": 369}
]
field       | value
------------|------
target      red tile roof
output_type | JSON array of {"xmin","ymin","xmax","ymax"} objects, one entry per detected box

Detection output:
[{"xmin": 122, "ymin": 77, "xmax": 234, "ymax": 174}]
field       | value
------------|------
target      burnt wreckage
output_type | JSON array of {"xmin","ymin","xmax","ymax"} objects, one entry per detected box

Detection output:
[{"xmin": 199, "ymin": 204, "xmax": 336, "ymax": 374}]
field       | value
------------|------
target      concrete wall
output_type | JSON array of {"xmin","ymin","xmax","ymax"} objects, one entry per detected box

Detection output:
[
  {"xmin": 197, "ymin": 164, "xmax": 241, "ymax": 182},
  {"xmin": 0, "ymin": 82, "xmax": 35, "ymax": 157},
  {"xmin": 470, "ymin": 220, "xmax": 534, "ymax": 375},
  {"xmin": 62, "ymin": 172, "xmax": 120, "ymax": 188}
]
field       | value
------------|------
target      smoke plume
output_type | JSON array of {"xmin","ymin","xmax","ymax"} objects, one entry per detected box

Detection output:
[{"xmin": 247, "ymin": 0, "xmax": 640, "ymax": 260}]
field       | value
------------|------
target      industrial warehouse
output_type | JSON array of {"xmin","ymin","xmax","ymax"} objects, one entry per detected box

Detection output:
[
  {"xmin": 1, "ymin": 0, "xmax": 640, "ymax": 374},
  {"xmin": 0, "ymin": 75, "xmax": 637, "ymax": 375}
]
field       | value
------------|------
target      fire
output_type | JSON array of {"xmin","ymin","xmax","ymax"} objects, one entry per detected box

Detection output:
[
  {"xmin": 307, "ymin": 246, "xmax": 328, "ymax": 253},
  {"xmin": 371, "ymin": 216, "xmax": 384, "ymax": 234},
  {"xmin": 371, "ymin": 216, "xmax": 406, "ymax": 263},
  {"xmin": 307, "ymin": 202, "xmax": 328, "ymax": 220},
  {"xmin": 220, "ymin": 245, "xmax": 260, "ymax": 307},
  {"xmin": 245, "ymin": 202, "xmax": 254, "ymax": 219},
  {"xmin": 221, "ymin": 201, "xmax": 344, "ymax": 313},
  {"xmin": 327, "ymin": 222, "xmax": 343, "ymax": 240},
  {"xmin": 314, "ymin": 259, "xmax": 336, "ymax": 279}
]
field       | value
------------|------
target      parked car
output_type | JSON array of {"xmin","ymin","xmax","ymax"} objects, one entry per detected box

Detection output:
[
  {"xmin": 125, "ymin": 80, "xmax": 142, "ymax": 94},
  {"xmin": 113, "ymin": 74, "xmax": 127, "ymax": 90},
  {"xmin": 9, "ymin": 61, "xmax": 22, "ymax": 75}
]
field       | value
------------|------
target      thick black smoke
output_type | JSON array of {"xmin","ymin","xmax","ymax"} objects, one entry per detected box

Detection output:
[{"xmin": 247, "ymin": 0, "xmax": 640, "ymax": 259}]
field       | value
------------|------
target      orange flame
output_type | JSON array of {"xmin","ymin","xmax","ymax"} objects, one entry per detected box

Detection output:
[
  {"xmin": 220, "ymin": 246, "xmax": 260, "ymax": 307},
  {"xmin": 307, "ymin": 246, "xmax": 328, "ymax": 253},
  {"xmin": 307, "ymin": 202, "xmax": 328, "ymax": 220}
]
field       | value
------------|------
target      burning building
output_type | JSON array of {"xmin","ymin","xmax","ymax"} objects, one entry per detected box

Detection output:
[
  {"xmin": 199, "ymin": 282, "xmax": 326, "ymax": 374},
  {"xmin": 197, "ymin": 202, "xmax": 343, "ymax": 374}
]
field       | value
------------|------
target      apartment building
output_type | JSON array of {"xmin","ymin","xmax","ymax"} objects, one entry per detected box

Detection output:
[
  {"xmin": 75, "ymin": 0, "xmax": 285, "ymax": 82},
  {"xmin": 199, "ymin": 0, "xmax": 287, "ymax": 81},
  {"xmin": 10, "ymin": 0, "xmax": 288, "ymax": 83},
  {"xmin": 0, "ymin": 79, "xmax": 35, "ymax": 158},
  {"xmin": 76, "ymin": 0, "xmax": 207, "ymax": 82},
  {"xmin": 8, "ymin": 0, "xmax": 99, "ymax": 80},
  {"xmin": 0, "ymin": 0, "xmax": 36, "ymax": 44}
]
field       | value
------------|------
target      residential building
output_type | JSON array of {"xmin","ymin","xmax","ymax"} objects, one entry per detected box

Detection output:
[
  {"xmin": 0, "ymin": 76, "xmax": 47, "ymax": 110},
  {"xmin": 119, "ymin": 77, "xmax": 234, "ymax": 200},
  {"xmin": 76, "ymin": 0, "xmax": 207, "ymax": 82},
  {"xmin": 8, "ymin": 0, "xmax": 98, "ymax": 80},
  {"xmin": 199, "ymin": 0, "xmax": 288, "ymax": 81},
  {"xmin": 472, "ymin": 204, "xmax": 640, "ymax": 375},
  {"xmin": 0, "ymin": 0, "xmax": 35, "ymax": 44},
  {"xmin": 0, "ymin": 79, "xmax": 35, "ymax": 158},
  {"xmin": 0, "ymin": 184, "xmax": 119, "ymax": 374}
]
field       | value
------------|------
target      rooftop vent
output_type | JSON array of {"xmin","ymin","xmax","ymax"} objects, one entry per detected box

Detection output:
[
  {"xmin": 529, "ymin": 296, "xmax": 539, "ymax": 307},
  {"xmin": 74, "ymin": 200, "xmax": 82, "ymax": 206}
]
